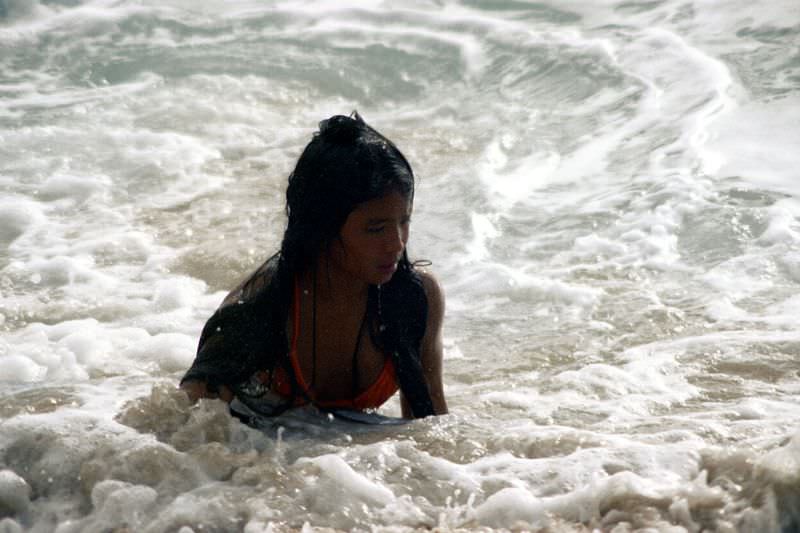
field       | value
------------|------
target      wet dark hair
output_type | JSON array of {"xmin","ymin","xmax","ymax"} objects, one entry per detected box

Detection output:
[
  {"xmin": 182, "ymin": 113, "xmax": 435, "ymax": 418},
  {"xmin": 269, "ymin": 113, "xmax": 432, "ymax": 415},
  {"xmin": 280, "ymin": 111, "xmax": 415, "ymax": 274}
]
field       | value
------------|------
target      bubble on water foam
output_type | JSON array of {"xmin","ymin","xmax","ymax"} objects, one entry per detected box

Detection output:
[
  {"xmin": 57, "ymin": 329, "xmax": 113, "ymax": 367},
  {"xmin": 1, "ymin": 354, "xmax": 47, "ymax": 382},
  {"xmin": 0, "ymin": 518, "xmax": 24, "ymax": 533},
  {"xmin": 128, "ymin": 489, "xmax": 249, "ymax": 533},
  {"xmin": 3, "ymin": 322, "xmax": 97, "ymax": 383},
  {"xmin": 777, "ymin": 251, "xmax": 800, "ymax": 285},
  {"xmin": 188, "ymin": 442, "xmax": 259, "ymax": 482},
  {"xmin": 22, "ymin": 255, "xmax": 101, "ymax": 287},
  {"xmin": 471, "ymin": 463, "xmax": 737, "ymax": 531},
  {"xmin": 572, "ymin": 233, "xmax": 629, "ymax": 259},
  {"xmin": 449, "ymin": 262, "xmax": 603, "ymax": 313},
  {"xmin": 81, "ymin": 441, "xmax": 204, "ymax": 500},
  {"xmin": 152, "ymin": 276, "xmax": 207, "ymax": 311},
  {"xmin": 115, "ymin": 382, "xmax": 216, "ymax": 449},
  {"xmin": 0, "ymin": 469, "xmax": 32, "ymax": 517},
  {"xmin": 752, "ymin": 433, "xmax": 800, "ymax": 532},
  {"xmin": 0, "ymin": 198, "xmax": 44, "ymax": 245},
  {"xmin": 708, "ymin": 99, "xmax": 800, "ymax": 198},
  {"xmin": 756, "ymin": 431, "xmax": 800, "ymax": 489},
  {"xmin": 473, "ymin": 487, "xmax": 545, "ymax": 529},
  {"xmin": 756, "ymin": 199, "xmax": 800, "ymax": 247},
  {"xmin": 120, "ymin": 331, "xmax": 196, "ymax": 374},
  {"xmin": 38, "ymin": 173, "xmax": 110, "ymax": 204},
  {"xmin": 480, "ymin": 388, "xmax": 546, "ymax": 413},
  {"xmin": 88, "ymin": 480, "xmax": 158, "ymax": 531},
  {"xmin": 297, "ymin": 454, "xmax": 395, "ymax": 511}
]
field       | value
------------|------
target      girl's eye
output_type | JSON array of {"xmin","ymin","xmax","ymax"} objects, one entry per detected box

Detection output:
[{"xmin": 366, "ymin": 226, "xmax": 385, "ymax": 234}]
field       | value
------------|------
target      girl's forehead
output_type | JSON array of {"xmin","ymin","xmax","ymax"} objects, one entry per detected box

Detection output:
[{"xmin": 353, "ymin": 191, "xmax": 413, "ymax": 216}]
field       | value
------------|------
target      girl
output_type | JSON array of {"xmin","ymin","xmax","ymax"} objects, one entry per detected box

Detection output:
[{"xmin": 180, "ymin": 113, "xmax": 447, "ymax": 420}]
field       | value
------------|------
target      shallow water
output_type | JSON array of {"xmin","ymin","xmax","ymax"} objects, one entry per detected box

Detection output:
[{"xmin": 1, "ymin": 0, "xmax": 800, "ymax": 531}]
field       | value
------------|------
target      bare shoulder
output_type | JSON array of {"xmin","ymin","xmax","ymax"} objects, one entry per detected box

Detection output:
[
  {"xmin": 413, "ymin": 267, "xmax": 449, "ymax": 415},
  {"xmin": 416, "ymin": 268, "xmax": 445, "ymax": 316}
]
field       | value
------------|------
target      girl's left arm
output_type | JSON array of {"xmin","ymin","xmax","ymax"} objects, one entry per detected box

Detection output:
[{"xmin": 403, "ymin": 270, "xmax": 448, "ymax": 417}]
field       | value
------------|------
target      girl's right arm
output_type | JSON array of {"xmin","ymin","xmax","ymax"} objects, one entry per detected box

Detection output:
[{"xmin": 180, "ymin": 379, "xmax": 233, "ymax": 403}]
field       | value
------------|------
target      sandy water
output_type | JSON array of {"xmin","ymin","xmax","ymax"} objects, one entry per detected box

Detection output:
[{"xmin": 1, "ymin": 0, "xmax": 800, "ymax": 531}]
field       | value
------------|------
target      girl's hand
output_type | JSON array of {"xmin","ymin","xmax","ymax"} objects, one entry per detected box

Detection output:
[{"xmin": 180, "ymin": 380, "xmax": 233, "ymax": 403}]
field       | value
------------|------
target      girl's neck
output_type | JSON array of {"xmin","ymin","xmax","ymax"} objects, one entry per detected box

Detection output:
[{"xmin": 302, "ymin": 255, "xmax": 369, "ymax": 304}]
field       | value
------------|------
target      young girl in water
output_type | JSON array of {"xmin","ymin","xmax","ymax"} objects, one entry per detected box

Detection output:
[{"xmin": 180, "ymin": 112, "xmax": 447, "ymax": 420}]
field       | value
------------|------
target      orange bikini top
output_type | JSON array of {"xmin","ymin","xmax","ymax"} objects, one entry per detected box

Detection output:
[{"xmin": 268, "ymin": 279, "xmax": 399, "ymax": 410}]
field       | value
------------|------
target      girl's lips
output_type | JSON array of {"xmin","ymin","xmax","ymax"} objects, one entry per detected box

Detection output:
[{"xmin": 377, "ymin": 262, "xmax": 398, "ymax": 275}]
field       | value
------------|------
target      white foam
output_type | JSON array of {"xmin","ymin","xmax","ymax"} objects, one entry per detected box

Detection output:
[
  {"xmin": 572, "ymin": 233, "xmax": 629, "ymax": 258},
  {"xmin": 702, "ymin": 254, "xmax": 775, "ymax": 305},
  {"xmin": 461, "ymin": 438, "xmax": 713, "ymax": 528},
  {"xmin": 297, "ymin": 454, "xmax": 395, "ymax": 508},
  {"xmin": 152, "ymin": 277, "xmax": 207, "ymax": 312},
  {"xmin": 757, "ymin": 199, "xmax": 800, "ymax": 246},
  {"xmin": 1, "ymin": 353, "xmax": 48, "ymax": 382},
  {"xmin": 756, "ymin": 430, "xmax": 800, "ymax": 486},
  {"xmin": 464, "ymin": 212, "xmax": 500, "ymax": 262},
  {"xmin": 0, "ymin": 318, "xmax": 200, "ymax": 384},
  {"xmin": 0, "ymin": 0, "xmax": 53, "ymax": 24},
  {"xmin": 89, "ymin": 480, "xmax": 159, "ymax": 530},
  {"xmin": 0, "ymin": 469, "xmax": 31, "ymax": 516},
  {"xmin": 481, "ymin": 388, "xmax": 548, "ymax": 413},
  {"xmin": 0, "ymin": 0, "xmax": 156, "ymax": 43},
  {"xmin": 121, "ymin": 331, "xmax": 197, "ymax": 374},
  {"xmin": 448, "ymin": 261, "xmax": 602, "ymax": 312},
  {"xmin": 474, "ymin": 487, "xmax": 545, "ymax": 528},
  {"xmin": 547, "ymin": 355, "xmax": 698, "ymax": 422},
  {"xmin": 708, "ymin": 98, "xmax": 800, "ymax": 197},
  {"xmin": 0, "ymin": 518, "xmax": 24, "ymax": 533},
  {"xmin": 1, "ymin": 73, "xmax": 162, "ymax": 111},
  {"xmin": 1, "ymin": 1, "xmax": 799, "ymax": 531},
  {"xmin": 0, "ymin": 197, "xmax": 45, "ymax": 245},
  {"xmin": 478, "ymin": 141, "xmax": 561, "ymax": 209},
  {"xmin": 19, "ymin": 254, "xmax": 101, "ymax": 287},
  {"xmin": 38, "ymin": 173, "xmax": 110, "ymax": 203}
]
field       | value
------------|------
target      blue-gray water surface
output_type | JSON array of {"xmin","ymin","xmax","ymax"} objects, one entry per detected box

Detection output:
[{"xmin": 1, "ymin": 0, "xmax": 799, "ymax": 531}]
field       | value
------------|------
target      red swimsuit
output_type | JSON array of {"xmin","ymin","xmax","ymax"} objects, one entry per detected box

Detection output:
[{"xmin": 268, "ymin": 280, "xmax": 399, "ymax": 410}]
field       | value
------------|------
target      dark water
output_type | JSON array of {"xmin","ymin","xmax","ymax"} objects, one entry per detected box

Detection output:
[{"xmin": 1, "ymin": 0, "xmax": 799, "ymax": 531}]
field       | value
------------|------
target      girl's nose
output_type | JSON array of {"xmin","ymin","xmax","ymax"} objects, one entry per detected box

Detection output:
[{"xmin": 386, "ymin": 224, "xmax": 405, "ymax": 253}]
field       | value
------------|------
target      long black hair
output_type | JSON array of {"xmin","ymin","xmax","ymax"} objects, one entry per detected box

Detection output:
[
  {"xmin": 279, "ymin": 111, "xmax": 415, "ymax": 276},
  {"xmin": 184, "ymin": 113, "xmax": 435, "ymax": 418}
]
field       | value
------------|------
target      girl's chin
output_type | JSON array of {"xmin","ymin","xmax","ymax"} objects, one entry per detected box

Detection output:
[{"xmin": 375, "ymin": 264, "xmax": 398, "ymax": 282}]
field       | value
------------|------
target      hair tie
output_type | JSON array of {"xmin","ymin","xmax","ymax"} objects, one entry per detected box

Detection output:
[{"xmin": 317, "ymin": 111, "xmax": 365, "ymax": 144}]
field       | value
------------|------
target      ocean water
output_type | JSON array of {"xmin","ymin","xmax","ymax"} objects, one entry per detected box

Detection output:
[{"xmin": 1, "ymin": 0, "xmax": 799, "ymax": 531}]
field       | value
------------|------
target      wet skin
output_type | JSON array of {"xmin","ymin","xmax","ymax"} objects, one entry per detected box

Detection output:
[
  {"xmin": 326, "ymin": 189, "xmax": 412, "ymax": 288},
  {"xmin": 182, "ymin": 191, "xmax": 448, "ymax": 417}
]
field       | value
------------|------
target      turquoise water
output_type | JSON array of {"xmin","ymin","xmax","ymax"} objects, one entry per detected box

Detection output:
[{"xmin": 1, "ymin": 1, "xmax": 800, "ymax": 531}]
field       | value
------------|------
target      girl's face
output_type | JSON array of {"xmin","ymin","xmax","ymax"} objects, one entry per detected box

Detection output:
[{"xmin": 330, "ymin": 190, "xmax": 412, "ymax": 286}]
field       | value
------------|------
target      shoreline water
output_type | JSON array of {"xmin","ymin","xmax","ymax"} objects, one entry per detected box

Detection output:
[{"xmin": 2, "ymin": 0, "xmax": 800, "ymax": 531}]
